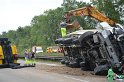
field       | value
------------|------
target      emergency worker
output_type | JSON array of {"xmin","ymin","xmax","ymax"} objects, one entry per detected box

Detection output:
[
  {"xmin": 31, "ymin": 51, "xmax": 36, "ymax": 66},
  {"xmin": 24, "ymin": 49, "xmax": 30, "ymax": 65},
  {"xmin": 60, "ymin": 22, "xmax": 67, "ymax": 37}
]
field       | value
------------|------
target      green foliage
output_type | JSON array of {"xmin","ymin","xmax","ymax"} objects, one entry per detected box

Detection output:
[{"xmin": 94, "ymin": 0, "xmax": 121, "ymax": 23}]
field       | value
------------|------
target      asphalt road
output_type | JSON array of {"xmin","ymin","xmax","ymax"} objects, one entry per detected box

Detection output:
[
  {"xmin": 0, "ymin": 67, "xmax": 108, "ymax": 82},
  {"xmin": 0, "ymin": 60, "xmax": 108, "ymax": 82}
]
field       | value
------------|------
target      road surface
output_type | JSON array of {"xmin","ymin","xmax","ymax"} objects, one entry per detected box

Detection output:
[
  {"xmin": 0, "ymin": 68, "xmax": 107, "ymax": 82},
  {"xmin": 0, "ymin": 60, "xmax": 107, "ymax": 82}
]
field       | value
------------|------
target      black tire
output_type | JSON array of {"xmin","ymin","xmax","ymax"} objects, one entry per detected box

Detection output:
[
  {"xmin": 81, "ymin": 67, "xmax": 88, "ymax": 71},
  {"xmin": 65, "ymin": 61, "xmax": 70, "ymax": 66},
  {"xmin": 94, "ymin": 65, "xmax": 108, "ymax": 75},
  {"xmin": 62, "ymin": 38, "xmax": 72, "ymax": 44},
  {"xmin": 79, "ymin": 31, "xmax": 94, "ymax": 44},
  {"xmin": 55, "ymin": 38, "xmax": 64, "ymax": 44},
  {"xmin": 72, "ymin": 38, "xmax": 79, "ymax": 44},
  {"xmin": 69, "ymin": 62, "xmax": 80, "ymax": 68},
  {"xmin": 80, "ymin": 62, "xmax": 85, "ymax": 67},
  {"xmin": 60, "ymin": 59, "xmax": 65, "ymax": 64}
]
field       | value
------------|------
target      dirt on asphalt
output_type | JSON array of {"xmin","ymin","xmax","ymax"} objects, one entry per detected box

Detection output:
[
  {"xmin": 18, "ymin": 60, "xmax": 108, "ymax": 82},
  {"xmin": 34, "ymin": 62, "xmax": 108, "ymax": 82},
  {"xmin": 35, "ymin": 62, "xmax": 96, "ymax": 76}
]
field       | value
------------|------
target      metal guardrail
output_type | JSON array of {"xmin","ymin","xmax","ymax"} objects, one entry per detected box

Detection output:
[{"xmin": 18, "ymin": 55, "xmax": 63, "ymax": 61}]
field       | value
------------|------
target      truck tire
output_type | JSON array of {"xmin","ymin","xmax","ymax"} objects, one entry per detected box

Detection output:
[
  {"xmin": 62, "ymin": 38, "xmax": 72, "ymax": 44},
  {"xmin": 79, "ymin": 31, "xmax": 94, "ymax": 44},
  {"xmin": 60, "ymin": 59, "xmax": 65, "ymax": 64},
  {"xmin": 80, "ymin": 62, "xmax": 85, "ymax": 67},
  {"xmin": 94, "ymin": 65, "xmax": 108, "ymax": 75},
  {"xmin": 81, "ymin": 67, "xmax": 88, "ymax": 71},
  {"xmin": 55, "ymin": 38, "xmax": 64, "ymax": 44},
  {"xmin": 65, "ymin": 61, "xmax": 70, "ymax": 66},
  {"xmin": 69, "ymin": 62, "xmax": 80, "ymax": 68}
]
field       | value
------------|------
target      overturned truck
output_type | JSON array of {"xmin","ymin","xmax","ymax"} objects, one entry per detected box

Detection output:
[{"xmin": 55, "ymin": 22, "xmax": 124, "ymax": 75}]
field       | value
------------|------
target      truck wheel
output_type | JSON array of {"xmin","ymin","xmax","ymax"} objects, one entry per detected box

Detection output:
[
  {"xmin": 81, "ymin": 67, "xmax": 88, "ymax": 71},
  {"xmin": 79, "ymin": 31, "xmax": 94, "ymax": 44},
  {"xmin": 80, "ymin": 62, "xmax": 85, "ymax": 67},
  {"xmin": 62, "ymin": 38, "xmax": 72, "ymax": 44},
  {"xmin": 65, "ymin": 61, "xmax": 70, "ymax": 66},
  {"xmin": 55, "ymin": 38, "xmax": 64, "ymax": 44},
  {"xmin": 69, "ymin": 62, "xmax": 80, "ymax": 68},
  {"xmin": 60, "ymin": 59, "xmax": 65, "ymax": 64},
  {"xmin": 94, "ymin": 65, "xmax": 108, "ymax": 75}
]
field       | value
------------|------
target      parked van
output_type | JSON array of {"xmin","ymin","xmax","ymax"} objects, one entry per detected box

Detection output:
[{"xmin": 32, "ymin": 46, "xmax": 43, "ymax": 53}]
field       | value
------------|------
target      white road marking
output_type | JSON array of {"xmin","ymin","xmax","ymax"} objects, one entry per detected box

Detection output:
[{"xmin": 64, "ymin": 76, "xmax": 89, "ymax": 82}]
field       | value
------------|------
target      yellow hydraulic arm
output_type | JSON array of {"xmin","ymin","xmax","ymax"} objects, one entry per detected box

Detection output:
[{"xmin": 64, "ymin": 6, "xmax": 116, "ymax": 29}]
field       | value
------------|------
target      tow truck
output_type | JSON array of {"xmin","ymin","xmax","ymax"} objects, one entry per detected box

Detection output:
[{"xmin": 55, "ymin": 5, "xmax": 124, "ymax": 75}]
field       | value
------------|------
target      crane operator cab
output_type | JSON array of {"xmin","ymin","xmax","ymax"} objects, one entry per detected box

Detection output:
[{"xmin": 0, "ymin": 38, "xmax": 19, "ymax": 67}]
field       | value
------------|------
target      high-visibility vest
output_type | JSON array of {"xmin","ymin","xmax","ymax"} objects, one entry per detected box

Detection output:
[{"xmin": 61, "ymin": 27, "xmax": 67, "ymax": 37}]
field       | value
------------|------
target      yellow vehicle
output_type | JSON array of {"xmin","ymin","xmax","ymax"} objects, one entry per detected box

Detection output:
[
  {"xmin": 0, "ymin": 38, "xmax": 18, "ymax": 67},
  {"xmin": 64, "ymin": 5, "xmax": 116, "ymax": 30},
  {"xmin": 46, "ymin": 47, "xmax": 53, "ymax": 53},
  {"xmin": 46, "ymin": 46, "xmax": 62, "ymax": 53}
]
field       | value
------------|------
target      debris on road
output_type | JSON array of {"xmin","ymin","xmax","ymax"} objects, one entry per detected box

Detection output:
[{"xmin": 35, "ymin": 63, "xmax": 94, "ymax": 76}]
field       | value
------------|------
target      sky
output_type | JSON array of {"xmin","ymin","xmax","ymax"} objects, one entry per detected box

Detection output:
[{"xmin": 0, "ymin": 0, "xmax": 90, "ymax": 34}]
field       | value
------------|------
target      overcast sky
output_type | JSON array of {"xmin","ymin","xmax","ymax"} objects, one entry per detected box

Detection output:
[{"xmin": 0, "ymin": 0, "xmax": 90, "ymax": 34}]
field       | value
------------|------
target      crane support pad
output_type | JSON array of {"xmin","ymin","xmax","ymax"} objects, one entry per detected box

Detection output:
[{"xmin": 11, "ymin": 65, "xmax": 35, "ymax": 69}]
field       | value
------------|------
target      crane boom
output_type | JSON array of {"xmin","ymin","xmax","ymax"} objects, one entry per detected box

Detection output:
[{"xmin": 64, "ymin": 6, "xmax": 116, "ymax": 28}]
